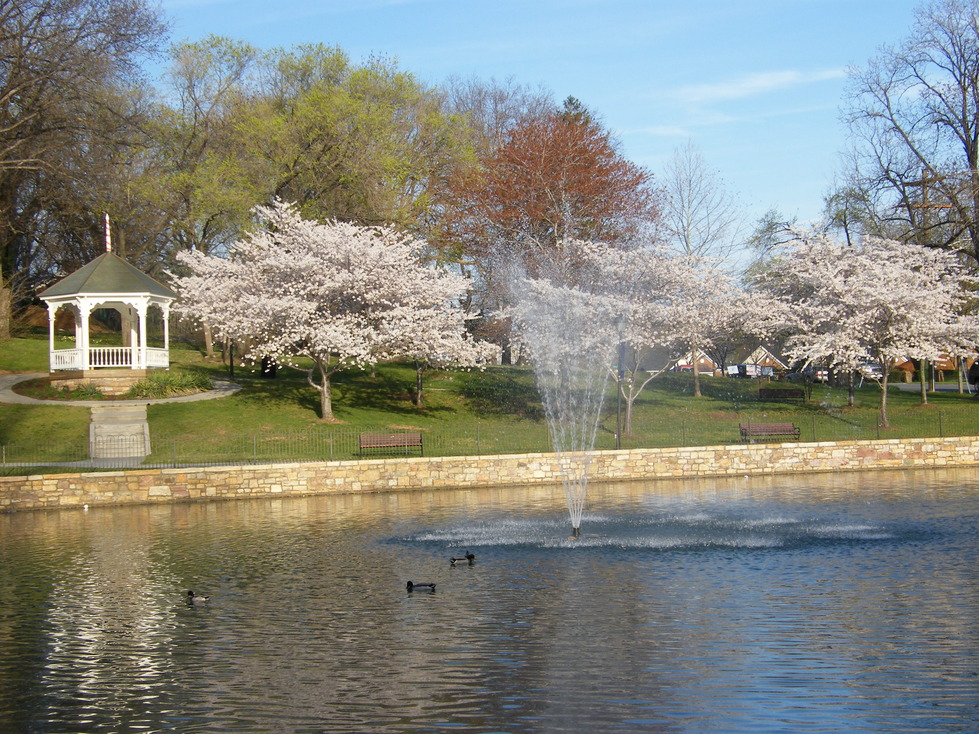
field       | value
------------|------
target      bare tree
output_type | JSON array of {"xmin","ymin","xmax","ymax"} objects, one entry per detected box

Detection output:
[
  {"xmin": 0, "ymin": 0, "xmax": 167, "ymax": 336},
  {"xmin": 845, "ymin": 0, "xmax": 979, "ymax": 265},
  {"xmin": 661, "ymin": 140, "xmax": 744, "ymax": 261},
  {"xmin": 441, "ymin": 75, "xmax": 555, "ymax": 158},
  {"xmin": 660, "ymin": 140, "xmax": 744, "ymax": 396}
]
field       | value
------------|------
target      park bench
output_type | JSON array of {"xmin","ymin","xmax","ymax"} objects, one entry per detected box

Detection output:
[
  {"xmin": 358, "ymin": 432, "xmax": 424, "ymax": 457},
  {"xmin": 759, "ymin": 387, "xmax": 806, "ymax": 402},
  {"xmin": 739, "ymin": 422, "xmax": 801, "ymax": 443}
]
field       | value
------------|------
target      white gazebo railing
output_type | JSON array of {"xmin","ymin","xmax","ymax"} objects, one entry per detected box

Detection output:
[
  {"xmin": 89, "ymin": 347, "xmax": 133, "ymax": 368},
  {"xmin": 146, "ymin": 348, "xmax": 169, "ymax": 368},
  {"xmin": 50, "ymin": 346, "xmax": 172, "ymax": 371},
  {"xmin": 51, "ymin": 348, "xmax": 84, "ymax": 371}
]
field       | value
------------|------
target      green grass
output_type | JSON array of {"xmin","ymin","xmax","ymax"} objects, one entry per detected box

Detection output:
[
  {"xmin": 0, "ymin": 336, "xmax": 49, "ymax": 372},
  {"xmin": 3, "ymin": 333, "xmax": 979, "ymax": 470},
  {"xmin": 0, "ymin": 403, "xmax": 91, "ymax": 451}
]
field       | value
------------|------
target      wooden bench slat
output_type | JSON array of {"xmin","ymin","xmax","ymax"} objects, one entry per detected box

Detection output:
[
  {"xmin": 739, "ymin": 422, "xmax": 800, "ymax": 442},
  {"xmin": 358, "ymin": 432, "xmax": 424, "ymax": 456}
]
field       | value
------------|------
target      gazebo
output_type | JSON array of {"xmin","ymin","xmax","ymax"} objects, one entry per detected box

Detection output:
[{"xmin": 38, "ymin": 251, "xmax": 176, "ymax": 395}]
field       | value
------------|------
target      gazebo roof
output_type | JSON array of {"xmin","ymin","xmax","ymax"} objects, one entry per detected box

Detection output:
[{"xmin": 39, "ymin": 252, "xmax": 176, "ymax": 300}]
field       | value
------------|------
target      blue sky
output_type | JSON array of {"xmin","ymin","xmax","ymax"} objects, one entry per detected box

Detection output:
[{"xmin": 159, "ymin": 0, "xmax": 921, "ymax": 230}]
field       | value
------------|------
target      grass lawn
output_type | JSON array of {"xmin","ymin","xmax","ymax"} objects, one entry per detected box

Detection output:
[{"xmin": 2, "ymin": 334, "xmax": 978, "ymax": 467}]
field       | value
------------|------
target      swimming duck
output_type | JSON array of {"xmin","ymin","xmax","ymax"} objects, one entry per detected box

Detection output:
[
  {"xmin": 186, "ymin": 590, "xmax": 210, "ymax": 603},
  {"xmin": 406, "ymin": 581, "xmax": 436, "ymax": 592},
  {"xmin": 450, "ymin": 552, "xmax": 476, "ymax": 566}
]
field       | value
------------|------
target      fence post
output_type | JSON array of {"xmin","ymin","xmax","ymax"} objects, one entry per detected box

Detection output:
[
  {"xmin": 476, "ymin": 423, "xmax": 480, "ymax": 456},
  {"xmin": 939, "ymin": 411, "xmax": 944, "ymax": 438},
  {"xmin": 253, "ymin": 434, "xmax": 257, "ymax": 463},
  {"xmin": 811, "ymin": 415, "xmax": 816, "ymax": 442}
]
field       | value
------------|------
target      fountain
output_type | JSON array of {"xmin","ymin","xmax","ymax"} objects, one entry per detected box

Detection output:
[
  {"xmin": 509, "ymin": 274, "xmax": 619, "ymax": 537},
  {"xmin": 3, "ymin": 471, "xmax": 976, "ymax": 732}
]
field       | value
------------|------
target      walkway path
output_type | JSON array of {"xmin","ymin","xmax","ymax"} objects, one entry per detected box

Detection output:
[
  {"xmin": 0, "ymin": 372, "xmax": 241, "ymax": 405},
  {"xmin": 0, "ymin": 372, "xmax": 241, "ymax": 464}
]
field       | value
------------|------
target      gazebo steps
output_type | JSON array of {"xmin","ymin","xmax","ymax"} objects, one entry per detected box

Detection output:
[{"xmin": 89, "ymin": 405, "xmax": 150, "ymax": 459}]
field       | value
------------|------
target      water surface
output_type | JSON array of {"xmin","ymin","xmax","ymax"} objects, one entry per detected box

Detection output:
[{"xmin": 1, "ymin": 468, "xmax": 976, "ymax": 732}]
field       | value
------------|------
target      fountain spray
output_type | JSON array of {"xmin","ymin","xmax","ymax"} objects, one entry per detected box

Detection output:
[{"xmin": 510, "ymin": 274, "xmax": 618, "ymax": 537}]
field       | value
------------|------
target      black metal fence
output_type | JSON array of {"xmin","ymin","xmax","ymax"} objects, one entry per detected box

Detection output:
[{"xmin": 4, "ymin": 407, "xmax": 979, "ymax": 476}]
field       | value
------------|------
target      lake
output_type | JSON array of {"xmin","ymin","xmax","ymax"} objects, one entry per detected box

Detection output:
[{"xmin": 1, "ymin": 467, "xmax": 976, "ymax": 732}]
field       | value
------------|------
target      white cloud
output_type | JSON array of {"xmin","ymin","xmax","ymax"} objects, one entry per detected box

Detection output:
[
  {"xmin": 626, "ymin": 124, "xmax": 693, "ymax": 138},
  {"xmin": 672, "ymin": 68, "xmax": 846, "ymax": 105}
]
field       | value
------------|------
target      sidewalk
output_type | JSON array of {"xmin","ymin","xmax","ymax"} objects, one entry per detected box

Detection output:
[
  {"xmin": 889, "ymin": 381, "xmax": 975, "ymax": 394},
  {"xmin": 0, "ymin": 372, "xmax": 241, "ymax": 405}
]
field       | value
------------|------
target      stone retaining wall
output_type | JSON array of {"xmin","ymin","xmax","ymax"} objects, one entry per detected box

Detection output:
[
  {"xmin": 3, "ymin": 435, "xmax": 978, "ymax": 512},
  {"xmin": 50, "ymin": 369, "xmax": 147, "ymax": 397}
]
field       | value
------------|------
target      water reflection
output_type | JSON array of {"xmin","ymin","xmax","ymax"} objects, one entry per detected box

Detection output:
[{"xmin": 0, "ymin": 468, "xmax": 977, "ymax": 732}]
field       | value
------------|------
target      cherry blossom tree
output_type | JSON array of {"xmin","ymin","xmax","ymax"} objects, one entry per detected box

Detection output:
[
  {"xmin": 752, "ymin": 232, "xmax": 979, "ymax": 427},
  {"xmin": 382, "ymin": 291, "xmax": 499, "ymax": 408},
  {"xmin": 568, "ymin": 242, "xmax": 740, "ymax": 425},
  {"xmin": 512, "ymin": 241, "xmax": 741, "ymax": 436},
  {"xmin": 173, "ymin": 201, "xmax": 492, "ymax": 420}
]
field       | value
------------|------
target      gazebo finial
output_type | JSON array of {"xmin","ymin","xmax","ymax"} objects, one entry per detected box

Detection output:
[{"xmin": 104, "ymin": 212, "xmax": 111, "ymax": 253}]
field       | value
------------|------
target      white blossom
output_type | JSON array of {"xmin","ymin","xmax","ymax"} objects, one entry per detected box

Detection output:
[
  {"xmin": 173, "ymin": 200, "xmax": 494, "ymax": 420},
  {"xmin": 752, "ymin": 232, "xmax": 979, "ymax": 426}
]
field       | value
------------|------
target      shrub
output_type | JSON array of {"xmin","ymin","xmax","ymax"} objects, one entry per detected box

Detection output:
[
  {"xmin": 125, "ymin": 371, "xmax": 212, "ymax": 399},
  {"xmin": 72, "ymin": 383, "xmax": 105, "ymax": 400}
]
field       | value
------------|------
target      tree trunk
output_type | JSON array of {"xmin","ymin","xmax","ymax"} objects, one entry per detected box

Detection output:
[
  {"xmin": 414, "ymin": 359, "xmax": 425, "ymax": 409},
  {"xmin": 919, "ymin": 359, "xmax": 928, "ymax": 405},
  {"xmin": 691, "ymin": 343, "xmax": 702, "ymax": 398},
  {"xmin": 319, "ymin": 381, "xmax": 333, "ymax": 421},
  {"xmin": 0, "ymin": 260, "xmax": 10, "ymax": 338},
  {"xmin": 306, "ymin": 360, "xmax": 335, "ymax": 421},
  {"xmin": 847, "ymin": 370, "xmax": 855, "ymax": 407},
  {"xmin": 0, "ymin": 284, "xmax": 10, "ymax": 339},
  {"xmin": 203, "ymin": 323, "xmax": 215, "ymax": 359}
]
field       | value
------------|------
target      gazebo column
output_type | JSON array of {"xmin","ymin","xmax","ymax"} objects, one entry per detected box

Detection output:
[
  {"xmin": 137, "ymin": 302, "xmax": 148, "ymax": 370},
  {"xmin": 47, "ymin": 303, "xmax": 56, "ymax": 369},
  {"xmin": 127, "ymin": 304, "xmax": 139, "ymax": 369},
  {"xmin": 79, "ymin": 298, "xmax": 93, "ymax": 371},
  {"xmin": 162, "ymin": 303, "xmax": 171, "ymax": 370}
]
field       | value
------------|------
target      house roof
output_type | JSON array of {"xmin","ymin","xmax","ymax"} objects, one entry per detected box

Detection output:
[{"xmin": 39, "ymin": 252, "xmax": 176, "ymax": 300}]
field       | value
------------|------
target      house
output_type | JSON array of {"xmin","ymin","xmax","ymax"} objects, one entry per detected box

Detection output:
[
  {"xmin": 674, "ymin": 348, "xmax": 720, "ymax": 375},
  {"xmin": 723, "ymin": 344, "xmax": 788, "ymax": 378}
]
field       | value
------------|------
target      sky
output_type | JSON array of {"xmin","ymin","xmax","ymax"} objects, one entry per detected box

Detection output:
[{"xmin": 158, "ymin": 0, "xmax": 922, "ymax": 231}]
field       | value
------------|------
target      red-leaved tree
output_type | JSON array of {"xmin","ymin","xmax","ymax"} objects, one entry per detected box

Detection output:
[{"xmin": 438, "ymin": 98, "xmax": 661, "ymax": 358}]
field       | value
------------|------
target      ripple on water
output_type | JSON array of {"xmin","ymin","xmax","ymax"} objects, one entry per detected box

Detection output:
[{"xmin": 1, "ymin": 472, "xmax": 976, "ymax": 733}]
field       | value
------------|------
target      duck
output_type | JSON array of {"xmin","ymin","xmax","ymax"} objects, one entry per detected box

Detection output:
[
  {"xmin": 186, "ymin": 590, "xmax": 210, "ymax": 603},
  {"xmin": 450, "ymin": 552, "xmax": 476, "ymax": 566},
  {"xmin": 406, "ymin": 581, "xmax": 436, "ymax": 592}
]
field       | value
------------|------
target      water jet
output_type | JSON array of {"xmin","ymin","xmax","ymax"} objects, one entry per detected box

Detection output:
[{"xmin": 510, "ymin": 275, "xmax": 619, "ymax": 537}]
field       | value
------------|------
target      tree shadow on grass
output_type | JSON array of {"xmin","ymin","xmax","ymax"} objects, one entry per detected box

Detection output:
[
  {"xmin": 235, "ymin": 370, "xmax": 457, "ymax": 420},
  {"xmin": 233, "ymin": 379, "xmax": 321, "ymax": 415},
  {"xmin": 333, "ymin": 372, "xmax": 456, "ymax": 418},
  {"xmin": 459, "ymin": 373, "xmax": 544, "ymax": 420}
]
